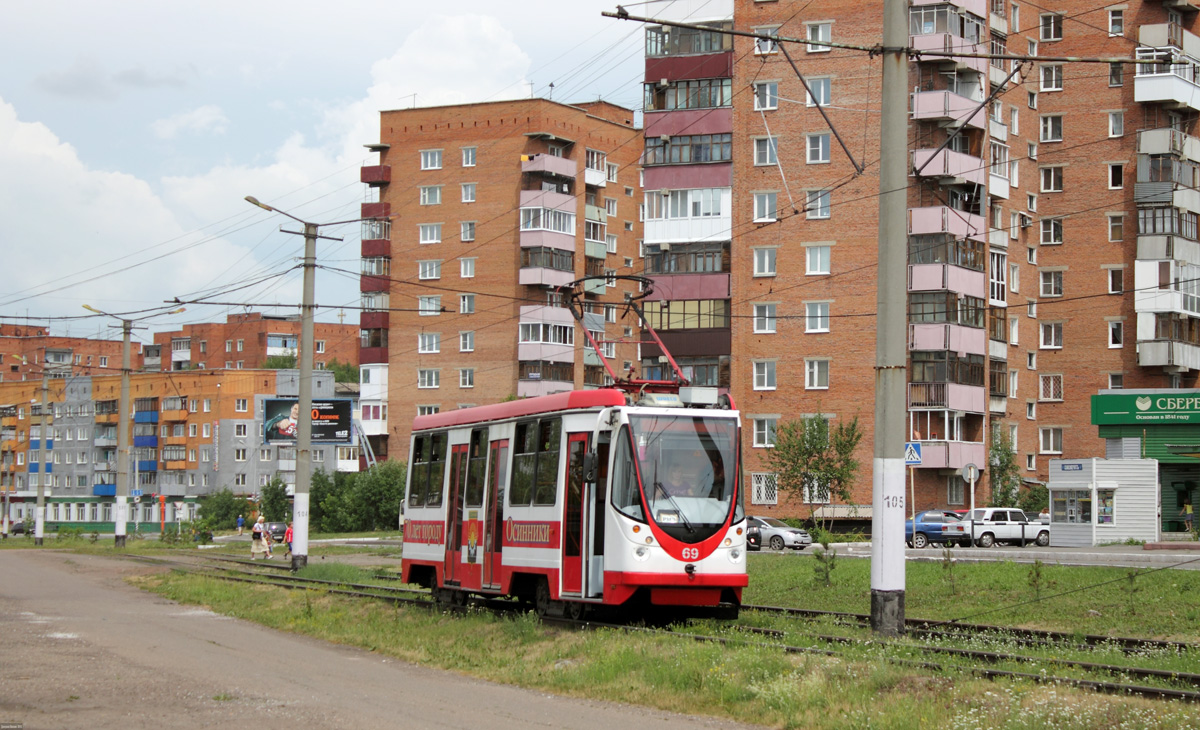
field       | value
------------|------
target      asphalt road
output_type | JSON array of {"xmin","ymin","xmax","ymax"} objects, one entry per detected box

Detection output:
[{"xmin": 0, "ymin": 550, "xmax": 761, "ymax": 730}]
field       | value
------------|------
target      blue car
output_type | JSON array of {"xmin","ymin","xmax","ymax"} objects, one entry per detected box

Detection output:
[{"xmin": 905, "ymin": 510, "xmax": 965, "ymax": 549}]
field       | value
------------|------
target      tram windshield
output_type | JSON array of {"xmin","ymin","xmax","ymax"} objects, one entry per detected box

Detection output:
[{"xmin": 612, "ymin": 413, "xmax": 741, "ymax": 543}]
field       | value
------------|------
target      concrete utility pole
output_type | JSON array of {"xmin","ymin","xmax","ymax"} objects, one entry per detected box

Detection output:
[
  {"xmin": 869, "ymin": 0, "xmax": 908, "ymax": 636},
  {"xmin": 35, "ymin": 371, "xmax": 48, "ymax": 546},
  {"xmin": 115, "ymin": 319, "xmax": 132, "ymax": 548}
]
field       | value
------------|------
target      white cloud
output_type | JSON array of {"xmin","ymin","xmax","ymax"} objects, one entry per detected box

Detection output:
[{"xmin": 151, "ymin": 105, "xmax": 230, "ymax": 139}]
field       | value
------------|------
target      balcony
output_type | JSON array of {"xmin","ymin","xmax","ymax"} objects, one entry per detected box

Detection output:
[
  {"xmin": 909, "ymin": 323, "xmax": 988, "ymax": 354},
  {"xmin": 907, "ymin": 382, "xmax": 987, "ymax": 413},
  {"xmin": 908, "ymin": 263, "xmax": 987, "ymax": 298},
  {"xmin": 909, "ymin": 205, "xmax": 987, "ymax": 242},
  {"xmin": 912, "ymin": 148, "xmax": 986, "ymax": 186},
  {"xmin": 519, "ymin": 266, "xmax": 575, "ymax": 288},
  {"xmin": 584, "ymin": 204, "xmax": 607, "ymax": 224},
  {"xmin": 1135, "ymin": 182, "xmax": 1200, "ymax": 215},
  {"xmin": 161, "ymin": 409, "xmax": 187, "ymax": 422},
  {"xmin": 517, "ymin": 379, "xmax": 575, "ymax": 398},
  {"xmin": 360, "ymin": 165, "xmax": 391, "ymax": 186},
  {"xmin": 583, "ymin": 278, "xmax": 607, "ymax": 296},
  {"xmin": 163, "ymin": 460, "xmax": 187, "ymax": 471},
  {"xmin": 1141, "ymin": 22, "xmax": 1200, "ymax": 56},
  {"xmin": 912, "ymin": 90, "xmax": 987, "ymax": 130},
  {"xmin": 909, "ymin": 32, "xmax": 988, "ymax": 74},
  {"xmin": 643, "ymin": 273, "xmax": 731, "ymax": 300},
  {"xmin": 1134, "ymin": 259, "xmax": 1200, "ymax": 317},
  {"xmin": 133, "ymin": 435, "xmax": 158, "ymax": 448},
  {"xmin": 361, "ymin": 201, "xmax": 390, "ymax": 219},
  {"xmin": 1139, "ymin": 339, "xmax": 1200, "ymax": 370},
  {"xmin": 911, "ymin": 440, "xmax": 987, "ymax": 470},
  {"xmin": 1137, "ymin": 234, "xmax": 1200, "ymax": 265},
  {"xmin": 521, "ymin": 154, "xmax": 576, "ymax": 178},
  {"xmin": 93, "ymin": 484, "xmax": 116, "ymax": 497},
  {"xmin": 1139, "ymin": 128, "xmax": 1200, "ymax": 161},
  {"xmin": 94, "ymin": 461, "xmax": 115, "ymax": 472},
  {"xmin": 585, "ymin": 240, "xmax": 608, "ymax": 259}
]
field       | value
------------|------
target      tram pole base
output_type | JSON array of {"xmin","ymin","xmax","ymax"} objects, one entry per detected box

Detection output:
[
  {"xmin": 34, "ymin": 537, "xmax": 44, "ymax": 546},
  {"xmin": 290, "ymin": 554, "xmax": 307, "ymax": 572},
  {"xmin": 870, "ymin": 589, "xmax": 905, "ymax": 637},
  {"xmin": 114, "ymin": 535, "xmax": 126, "ymax": 549}
]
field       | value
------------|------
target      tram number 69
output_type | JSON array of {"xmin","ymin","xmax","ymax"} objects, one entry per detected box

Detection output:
[{"xmin": 681, "ymin": 547, "xmax": 700, "ymax": 560}]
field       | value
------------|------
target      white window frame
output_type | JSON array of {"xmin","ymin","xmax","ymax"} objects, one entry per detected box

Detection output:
[
  {"xmin": 805, "ymin": 358, "xmax": 829, "ymax": 390},
  {"xmin": 805, "ymin": 302, "xmax": 830, "ymax": 333},
  {"xmin": 806, "ymin": 77, "xmax": 831, "ymax": 107},
  {"xmin": 1039, "ymin": 65, "xmax": 1063, "ymax": 91},
  {"xmin": 417, "ymin": 369, "xmax": 440, "ymax": 389},
  {"xmin": 420, "ymin": 149, "xmax": 442, "ymax": 170},
  {"xmin": 806, "ymin": 190, "xmax": 831, "ymax": 219},
  {"xmin": 459, "ymin": 294, "xmax": 475, "ymax": 314},
  {"xmin": 1039, "ymin": 427, "xmax": 1063, "ymax": 454},
  {"xmin": 1039, "ymin": 373, "xmax": 1063, "ymax": 402},
  {"xmin": 1040, "ymin": 322, "xmax": 1064, "ymax": 349},
  {"xmin": 418, "ymin": 332, "xmax": 440, "ymax": 354},
  {"xmin": 461, "ymin": 183, "xmax": 476, "ymax": 203},
  {"xmin": 459, "ymin": 331, "xmax": 475, "ymax": 352},
  {"xmin": 460, "ymin": 221, "xmax": 475, "ymax": 242},
  {"xmin": 419, "ymin": 223, "xmax": 442, "ymax": 244},
  {"xmin": 807, "ymin": 245, "xmax": 831, "ymax": 274},
  {"xmin": 806, "ymin": 133, "xmax": 831, "ymax": 164},
  {"xmin": 753, "ymin": 192, "xmax": 777, "ymax": 223},
  {"xmin": 753, "ymin": 418, "xmax": 777, "ymax": 448},
  {"xmin": 754, "ymin": 137, "xmax": 778, "ymax": 166},
  {"xmin": 754, "ymin": 303, "xmax": 777, "ymax": 334},
  {"xmin": 459, "ymin": 369, "xmax": 475, "ymax": 388},
  {"xmin": 461, "ymin": 258, "xmax": 475, "ymax": 278},
  {"xmin": 806, "ymin": 21, "xmax": 831, "ymax": 53},
  {"xmin": 1108, "ymin": 321, "xmax": 1124, "ymax": 349},
  {"xmin": 462, "ymin": 147, "xmax": 476, "ymax": 167},
  {"xmin": 1108, "ymin": 111, "xmax": 1124, "ymax": 138},
  {"xmin": 754, "ymin": 248, "xmax": 777, "ymax": 276},
  {"xmin": 419, "ymin": 186, "xmax": 441, "ymax": 206},
  {"xmin": 753, "ymin": 360, "xmax": 776, "ymax": 390},
  {"xmin": 418, "ymin": 260, "xmax": 441, "ymax": 280},
  {"xmin": 754, "ymin": 81, "xmax": 778, "ymax": 111}
]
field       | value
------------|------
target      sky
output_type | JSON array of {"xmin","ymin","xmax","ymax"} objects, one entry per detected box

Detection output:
[{"xmin": 0, "ymin": 0, "xmax": 646, "ymax": 347}]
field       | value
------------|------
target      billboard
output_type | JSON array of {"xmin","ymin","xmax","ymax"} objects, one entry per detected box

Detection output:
[{"xmin": 263, "ymin": 399, "xmax": 353, "ymax": 444}]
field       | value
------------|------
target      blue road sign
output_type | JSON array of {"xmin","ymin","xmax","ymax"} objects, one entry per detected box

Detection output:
[
  {"xmin": 904, "ymin": 442, "xmax": 922, "ymax": 465},
  {"xmin": 131, "ymin": 489, "xmax": 143, "ymax": 497}
]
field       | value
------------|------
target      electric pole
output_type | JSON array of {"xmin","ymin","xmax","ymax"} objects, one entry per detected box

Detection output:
[
  {"xmin": 115, "ymin": 319, "xmax": 132, "ymax": 548},
  {"xmin": 35, "ymin": 371, "xmax": 48, "ymax": 546},
  {"xmin": 870, "ymin": 0, "xmax": 908, "ymax": 636}
]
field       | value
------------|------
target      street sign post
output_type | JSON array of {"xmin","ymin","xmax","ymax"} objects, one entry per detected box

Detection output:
[
  {"xmin": 962, "ymin": 462, "xmax": 979, "ymax": 545},
  {"xmin": 904, "ymin": 442, "xmax": 922, "ymax": 465},
  {"xmin": 905, "ymin": 442, "xmax": 922, "ymax": 520}
]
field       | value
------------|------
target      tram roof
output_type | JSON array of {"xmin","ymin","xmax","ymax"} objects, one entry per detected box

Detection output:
[{"xmin": 412, "ymin": 389, "xmax": 627, "ymax": 432}]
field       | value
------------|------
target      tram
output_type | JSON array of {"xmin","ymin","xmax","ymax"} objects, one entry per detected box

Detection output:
[{"xmin": 400, "ymin": 277, "xmax": 747, "ymax": 619}]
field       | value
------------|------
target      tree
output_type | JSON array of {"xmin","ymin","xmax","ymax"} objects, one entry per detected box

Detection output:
[
  {"xmin": 324, "ymin": 358, "xmax": 358, "ymax": 384},
  {"xmin": 1018, "ymin": 482, "xmax": 1049, "ymax": 516},
  {"xmin": 260, "ymin": 476, "xmax": 290, "ymax": 521},
  {"xmin": 311, "ymin": 469, "xmax": 356, "ymax": 533},
  {"xmin": 988, "ymin": 431, "xmax": 1021, "ymax": 507},
  {"xmin": 350, "ymin": 460, "xmax": 407, "ymax": 531},
  {"xmin": 763, "ymin": 414, "xmax": 863, "ymax": 531},
  {"xmin": 197, "ymin": 488, "xmax": 243, "ymax": 529},
  {"xmin": 263, "ymin": 352, "xmax": 297, "ymax": 369}
]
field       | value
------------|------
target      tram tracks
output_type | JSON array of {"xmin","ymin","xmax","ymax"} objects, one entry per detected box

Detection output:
[{"xmin": 126, "ymin": 552, "xmax": 1199, "ymax": 704}]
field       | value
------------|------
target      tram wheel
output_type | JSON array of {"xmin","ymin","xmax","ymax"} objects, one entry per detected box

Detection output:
[
  {"xmin": 534, "ymin": 578, "xmax": 552, "ymax": 618},
  {"xmin": 565, "ymin": 601, "xmax": 586, "ymax": 621}
]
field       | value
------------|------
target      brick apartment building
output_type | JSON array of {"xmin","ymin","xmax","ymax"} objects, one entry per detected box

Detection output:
[
  {"xmin": 638, "ymin": 0, "xmax": 1200, "ymax": 519},
  {"xmin": 0, "ymin": 324, "xmax": 136, "ymax": 382},
  {"xmin": 359, "ymin": 98, "xmax": 644, "ymax": 461},
  {"xmin": 151, "ymin": 312, "xmax": 359, "ymax": 373}
]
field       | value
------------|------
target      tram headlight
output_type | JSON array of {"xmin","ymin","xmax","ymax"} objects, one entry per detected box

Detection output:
[
  {"xmin": 634, "ymin": 546, "xmax": 650, "ymax": 561},
  {"xmin": 729, "ymin": 548, "xmax": 742, "ymax": 562}
]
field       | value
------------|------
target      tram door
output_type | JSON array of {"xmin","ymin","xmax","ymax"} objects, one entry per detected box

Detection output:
[
  {"xmin": 483, "ymin": 439, "xmax": 508, "ymax": 589},
  {"xmin": 562, "ymin": 433, "xmax": 589, "ymax": 595},
  {"xmin": 443, "ymin": 444, "xmax": 468, "ymax": 585}
]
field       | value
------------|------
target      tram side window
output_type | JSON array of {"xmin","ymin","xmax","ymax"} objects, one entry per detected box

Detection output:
[
  {"xmin": 509, "ymin": 418, "xmax": 562, "ymax": 507},
  {"xmin": 465, "ymin": 428, "xmax": 488, "ymax": 507},
  {"xmin": 426, "ymin": 433, "xmax": 447, "ymax": 507},
  {"xmin": 610, "ymin": 427, "xmax": 645, "ymax": 521},
  {"xmin": 408, "ymin": 436, "xmax": 430, "ymax": 507}
]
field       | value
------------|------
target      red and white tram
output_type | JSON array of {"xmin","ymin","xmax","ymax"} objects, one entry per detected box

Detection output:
[{"xmin": 400, "ymin": 387, "xmax": 747, "ymax": 618}]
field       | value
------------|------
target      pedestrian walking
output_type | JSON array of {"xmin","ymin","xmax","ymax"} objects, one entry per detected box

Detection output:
[
  {"xmin": 284, "ymin": 521, "xmax": 294, "ymax": 559},
  {"xmin": 250, "ymin": 516, "xmax": 268, "ymax": 559},
  {"xmin": 237, "ymin": 514, "xmax": 245, "ymax": 535},
  {"xmin": 1182, "ymin": 499, "xmax": 1195, "ymax": 534}
]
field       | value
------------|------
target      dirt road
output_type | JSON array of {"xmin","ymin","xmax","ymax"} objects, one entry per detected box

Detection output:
[{"xmin": 0, "ymin": 550, "xmax": 759, "ymax": 730}]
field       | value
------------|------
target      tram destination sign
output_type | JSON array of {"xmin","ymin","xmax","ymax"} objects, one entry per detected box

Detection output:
[{"xmin": 1091, "ymin": 393, "xmax": 1200, "ymax": 425}]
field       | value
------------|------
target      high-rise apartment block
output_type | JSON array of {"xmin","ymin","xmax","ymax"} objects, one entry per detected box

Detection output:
[
  {"xmin": 360, "ymin": 99, "xmax": 643, "ymax": 460},
  {"xmin": 1, "ymin": 324, "xmax": 136, "ymax": 381},
  {"xmin": 151, "ymin": 312, "xmax": 359, "ymax": 373}
]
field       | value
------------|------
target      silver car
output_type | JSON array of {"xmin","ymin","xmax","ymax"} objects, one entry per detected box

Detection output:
[{"xmin": 747, "ymin": 515, "xmax": 813, "ymax": 551}]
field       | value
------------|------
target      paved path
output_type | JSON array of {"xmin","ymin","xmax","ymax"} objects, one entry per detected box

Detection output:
[{"xmin": 0, "ymin": 550, "xmax": 760, "ymax": 730}]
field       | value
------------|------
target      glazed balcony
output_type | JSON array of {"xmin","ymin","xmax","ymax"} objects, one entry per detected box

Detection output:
[
  {"xmin": 909, "ymin": 205, "xmax": 987, "ymax": 242},
  {"xmin": 911, "ymin": 90, "xmax": 987, "ymax": 130},
  {"xmin": 912, "ymin": 148, "xmax": 986, "ymax": 186},
  {"xmin": 909, "ymin": 32, "xmax": 987, "ymax": 74},
  {"xmin": 909, "ymin": 322, "xmax": 988, "ymax": 355},
  {"xmin": 908, "ymin": 263, "xmax": 987, "ymax": 298},
  {"xmin": 521, "ymin": 154, "xmax": 576, "ymax": 178},
  {"xmin": 519, "ymin": 267, "xmax": 575, "ymax": 288},
  {"xmin": 1138, "ymin": 339, "xmax": 1200, "ymax": 370},
  {"xmin": 909, "ymin": 440, "xmax": 987, "ymax": 470},
  {"xmin": 1139, "ymin": 128, "xmax": 1200, "ymax": 161}
]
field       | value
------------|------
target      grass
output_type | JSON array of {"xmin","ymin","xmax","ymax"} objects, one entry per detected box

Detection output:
[{"xmin": 126, "ymin": 551, "xmax": 1200, "ymax": 730}]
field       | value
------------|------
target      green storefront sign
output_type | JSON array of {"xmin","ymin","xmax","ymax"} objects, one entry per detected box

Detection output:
[{"xmin": 1092, "ymin": 392, "xmax": 1200, "ymax": 425}]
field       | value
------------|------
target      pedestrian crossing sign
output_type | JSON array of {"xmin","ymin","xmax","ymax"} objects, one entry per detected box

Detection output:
[{"xmin": 904, "ymin": 442, "xmax": 922, "ymax": 465}]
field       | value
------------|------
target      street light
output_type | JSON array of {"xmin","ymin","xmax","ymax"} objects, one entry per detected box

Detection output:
[
  {"xmin": 244, "ymin": 196, "xmax": 360, "ymax": 571},
  {"xmin": 83, "ymin": 304, "xmax": 184, "ymax": 547}
]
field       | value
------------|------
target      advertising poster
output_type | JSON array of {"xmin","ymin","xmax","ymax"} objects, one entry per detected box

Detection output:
[{"xmin": 263, "ymin": 399, "xmax": 352, "ymax": 444}]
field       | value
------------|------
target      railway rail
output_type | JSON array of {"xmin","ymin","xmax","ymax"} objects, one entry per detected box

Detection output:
[{"xmin": 125, "ymin": 551, "xmax": 1199, "ymax": 704}]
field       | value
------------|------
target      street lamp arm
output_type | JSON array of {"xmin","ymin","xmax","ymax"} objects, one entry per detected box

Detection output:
[{"xmin": 245, "ymin": 195, "xmax": 305, "ymax": 224}]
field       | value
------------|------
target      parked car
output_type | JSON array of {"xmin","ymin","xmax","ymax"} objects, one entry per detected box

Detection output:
[
  {"xmin": 747, "ymin": 515, "xmax": 812, "ymax": 551},
  {"xmin": 265, "ymin": 521, "xmax": 287, "ymax": 543},
  {"xmin": 944, "ymin": 508, "xmax": 1050, "ymax": 548},
  {"xmin": 746, "ymin": 524, "xmax": 761, "ymax": 551},
  {"xmin": 6, "ymin": 520, "xmax": 26, "ymax": 535},
  {"xmin": 905, "ymin": 510, "xmax": 965, "ymax": 549}
]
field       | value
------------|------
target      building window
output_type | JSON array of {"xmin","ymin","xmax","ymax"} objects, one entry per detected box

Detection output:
[
  {"xmin": 1041, "ymin": 217, "xmax": 1063, "ymax": 245},
  {"xmin": 1040, "ymin": 13, "xmax": 1062, "ymax": 41},
  {"xmin": 753, "ymin": 361, "xmax": 776, "ymax": 390},
  {"xmin": 461, "ymin": 221, "xmax": 475, "ymax": 242},
  {"xmin": 418, "ymin": 260, "xmax": 442, "ymax": 280},
  {"xmin": 1039, "ymin": 115, "xmax": 1062, "ymax": 141},
  {"xmin": 806, "ymin": 190, "xmax": 831, "ymax": 219},
  {"xmin": 754, "ymin": 137, "xmax": 778, "ymax": 165},
  {"xmin": 462, "ymin": 147, "xmax": 476, "ymax": 167},
  {"xmin": 1039, "ymin": 374, "xmax": 1063, "ymax": 401},
  {"xmin": 418, "ymin": 369, "xmax": 440, "ymax": 389},
  {"xmin": 1108, "ymin": 215, "xmax": 1124, "ymax": 241},
  {"xmin": 754, "ymin": 248, "xmax": 777, "ymax": 276},
  {"xmin": 806, "ymin": 77, "xmax": 832, "ymax": 106},
  {"xmin": 235, "ymin": 398, "xmax": 247, "ymax": 412},
  {"xmin": 1040, "ymin": 167, "xmax": 1063, "ymax": 192},
  {"xmin": 235, "ymin": 448, "xmax": 247, "ymax": 462},
  {"xmin": 754, "ymin": 25, "xmax": 780, "ymax": 54},
  {"xmin": 418, "ymin": 332, "xmax": 440, "ymax": 353},
  {"xmin": 460, "ymin": 258, "xmax": 475, "ymax": 278},
  {"xmin": 807, "ymin": 21, "xmax": 831, "ymax": 52},
  {"xmin": 419, "ymin": 186, "xmax": 441, "ymax": 205},
  {"xmin": 753, "ymin": 418, "xmax": 777, "ymax": 448},
  {"xmin": 1108, "ymin": 112, "xmax": 1124, "ymax": 137},
  {"xmin": 1039, "ymin": 65, "xmax": 1063, "ymax": 91},
  {"xmin": 461, "ymin": 183, "xmax": 476, "ymax": 203},
  {"xmin": 419, "ymin": 295, "xmax": 441, "ymax": 316},
  {"xmin": 805, "ymin": 359, "xmax": 829, "ymax": 389},
  {"xmin": 607, "ymin": 163, "xmax": 619, "ymax": 182},
  {"xmin": 754, "ymin": 304, "xmax": 777, "ymax": 333},
  {"xmin": 947, "ymin": 476, "xmax": 965, "ymax": 506},
  {"xmin": 753, "ymin": 192, "xmax": 777, "ymax": 222},
  {"xmin": 459, "ymin": 369, "xmax": 475, "ymax": 388},
  {"xmin": 235, "ymin": 424, "xmax": 248, "ymax": 437},
  {"xmin": 1108, "ymin": 268, "xmax": 1124, "ymax": 294},
  {"xmin": 460, "ymin": 294, "xmax": 475, "ymax": 314},
  {"xmin": 805, "ymin": 302, "xmax": 830, "ymax": 333},
  {"xmin": 1108, "ymin": 164, "xmax": 1123, "ymax": 190},
  {"xmin": 751, "ymin": 473, "xmax": 778, "ymax": 505},
  {"xmin": 1108, "ymin": 9, "xmax": 1123, "ymax": 36},
  {"xmin": 1109, "ymin": 373, "xmax": 1124, "ymax": 389},
  {"xmin": 806, "ymin": 133, "xmax": 831, "ymax": 164},
  {"xmin": 807, "ymin": 245, "xmax": 831, "ymax": 274},
  {"xmin": 1040, "ymin": 322, "xmax": 1063, "ymax": 349},
  {"xmin": 754, "ymin": 82, "xmax": 778, "ymax": 110},
  {"xmin": 420, "ymin": 149, "xmax": 442, "ymax": 170},
  {"xmin": 1109, "ymin": 321, "xmax": 1124, "ymax": 348},
  {"xmin": 1039, "ymin": 427, "xmax": 1063, "ymax": 454},
  {"xmin": 419, "ymin": 223, "xmax": 442, "ymax": 244},
  {"xmin": 1109, "ymin": 63, "xmax": 1123, "ymax": 86},
  {"xmin": 460, "ymin": 331, "xmax": 474, "ymax": 352},
  {"xmin": 1040, "ymin": 270, "xmax": 1063, "ymax": 297}
]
